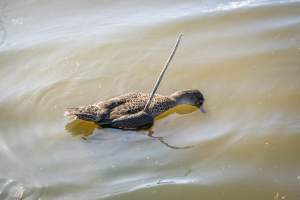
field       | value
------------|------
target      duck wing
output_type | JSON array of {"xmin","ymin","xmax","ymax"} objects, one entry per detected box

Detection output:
[
  {"xmin": 103, "ymin": 111, "xmax": 154, "ymax": 130},
  {"xmin": 64, "ymin": 92, "xmax": 144, "ymax": 123},
  {"xmin": 107, "ymin": 93, "xmax": 149, "ymax": 120}
]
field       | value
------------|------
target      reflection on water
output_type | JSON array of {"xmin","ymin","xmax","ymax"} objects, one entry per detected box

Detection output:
[
  {"xmin": 65, "ymin": 119, "xmax": 98, "ymax": 137},
  {"xmin": 1, "ymin": 0, "xmax": 300, "ymax": 199},
  {"xmin": 155, "ymin": 104, "xmax": 198, "ymax": 120}
]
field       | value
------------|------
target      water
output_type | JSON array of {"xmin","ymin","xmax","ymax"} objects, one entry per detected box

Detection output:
[{"xmin": 1, "ymin": 0, "xmax": 300, "ymax": 199}]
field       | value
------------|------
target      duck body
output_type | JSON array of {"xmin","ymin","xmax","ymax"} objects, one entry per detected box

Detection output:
[{"xmin": 65, "ymin": 90, "xmax": 204, "ymax": 130}]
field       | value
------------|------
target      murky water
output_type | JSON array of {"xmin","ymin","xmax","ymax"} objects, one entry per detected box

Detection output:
[{"xmin": 1, "ymin": 0, "xmax": 300, "ymax": 199}]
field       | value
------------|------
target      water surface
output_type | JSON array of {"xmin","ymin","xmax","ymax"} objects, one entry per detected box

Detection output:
[{"xmin": 1, "ymin": 0, "xmax": 300, "ymax": 199}]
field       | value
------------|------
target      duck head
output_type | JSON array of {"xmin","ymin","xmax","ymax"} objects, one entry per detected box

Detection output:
[{"xmin": 170, "ymin": 89, "xmax": 206, "ymax": 113}]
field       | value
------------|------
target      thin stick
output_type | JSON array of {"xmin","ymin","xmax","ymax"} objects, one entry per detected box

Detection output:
[{"xmin": 143, "ymin": 34, "xmax": 183, "ymax": 112}]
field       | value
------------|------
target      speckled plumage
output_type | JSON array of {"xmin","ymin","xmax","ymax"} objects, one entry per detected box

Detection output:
[
  {"xmin": 65, "ymin": 92, "xmax": 175, "ymax": 127},
  {"xmin": 105, "ymin": 92, "xmax": 176, "ymax": 118},
  {"xmin": 64, "ymin": 90, "xmax": 204, "ymax": 130}
]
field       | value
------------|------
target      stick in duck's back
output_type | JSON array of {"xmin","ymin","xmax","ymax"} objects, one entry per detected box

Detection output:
[{"xmin": 143, "ymin": 34, "xmax": 183, "ymax": 112}]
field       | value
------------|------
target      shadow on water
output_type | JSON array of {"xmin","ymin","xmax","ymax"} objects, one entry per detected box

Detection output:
[{"xmin": 65, "ymin": 105, "xmax": 200, "ymax": 150}]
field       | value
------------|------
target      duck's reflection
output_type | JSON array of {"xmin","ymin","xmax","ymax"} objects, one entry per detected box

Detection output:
[
  {"xmin": 65, "ymin": 119, "xmax": 98, "ymax": 137},
  {"xmin": 155, "ymin": 104, "xmax": 198, "ymax": 120},
  {"xmin": 65, "ymin": 105, "xmax": 198, "ymax": 149}
]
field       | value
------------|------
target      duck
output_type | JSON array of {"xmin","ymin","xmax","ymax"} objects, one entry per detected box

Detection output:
[
  {"xmin": 64, "ymin": 90, "xmax": 204, "ymax": 130},
  {"xmin": 64, "ymin": 34, "xmax": 205, "ymax": 131}
]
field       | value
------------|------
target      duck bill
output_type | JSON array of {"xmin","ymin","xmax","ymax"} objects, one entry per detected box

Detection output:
[{"xmin": 199, "ymin": 106, "xmax": 206, "ymax": 113}]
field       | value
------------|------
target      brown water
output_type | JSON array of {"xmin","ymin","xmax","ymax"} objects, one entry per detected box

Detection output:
[{"xmin": 1, "ymin": 0, "xmax": 300, "ymax": 199}]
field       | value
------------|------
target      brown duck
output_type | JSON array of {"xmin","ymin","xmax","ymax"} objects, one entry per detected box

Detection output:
[{"xmin": 64, "ymin": 34, "xmax": 205, "ymax": 130}]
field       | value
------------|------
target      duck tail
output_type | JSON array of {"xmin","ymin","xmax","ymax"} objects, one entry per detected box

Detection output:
[
  {"xmin": 64, "ymin": 107, "xmax": 80, "ymax": 118},
  {"xmin": 64, "ymin": 107, "xmax": 98, "ymax": 122}
]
